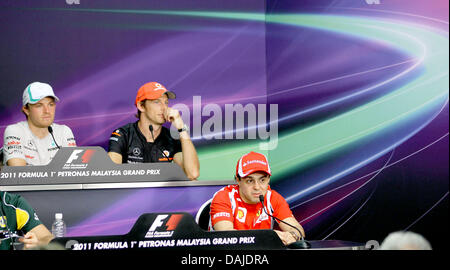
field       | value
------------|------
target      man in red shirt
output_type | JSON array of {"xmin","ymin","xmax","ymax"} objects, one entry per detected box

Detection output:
[{"xmin": 209, "ymin": 151, "xmax": 306, "ymax": 246}]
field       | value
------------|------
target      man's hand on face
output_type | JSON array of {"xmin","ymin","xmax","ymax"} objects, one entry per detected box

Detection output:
[{"xmin": 165, "ymin": 107, "xmax": 184, "ymax": 130}]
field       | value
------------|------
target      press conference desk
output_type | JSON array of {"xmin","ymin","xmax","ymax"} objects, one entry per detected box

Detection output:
[
  {"xmin": 1, "ymin": 147, "xmax": 366, "ymax": 250},
  {"xmin": 50, "ymin": 213, "xmax": 366, "ymax": 250}
]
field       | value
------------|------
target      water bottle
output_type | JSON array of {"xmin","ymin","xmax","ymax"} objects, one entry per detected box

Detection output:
[{"xmin": 51, "ymin": 213, "xmax": 66, "ymax": 238}]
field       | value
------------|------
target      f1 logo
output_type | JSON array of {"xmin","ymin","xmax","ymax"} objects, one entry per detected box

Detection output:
[
  {"xmin": 145, "ymin": 214, "xmax": 183, "ymax": 238},
  {"xmin": 66, "ymin": 149, "xmax": 95, "ymax": 164},
  {"xmin": 148, "ymin": 215, "xmax": 169, "ymax": 232},
  {"xmin": 66, "ymin": 150, "xmax": 83, "ymax": 164}
]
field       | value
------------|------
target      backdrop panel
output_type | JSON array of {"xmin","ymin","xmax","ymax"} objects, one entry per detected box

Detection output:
[{"xmin": 1, "ymin": 0, "xmax": 448, "ymax": 249}]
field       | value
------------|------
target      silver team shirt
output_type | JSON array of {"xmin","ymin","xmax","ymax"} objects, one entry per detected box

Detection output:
[{"xmin": 3, "ymin": 121, "xmax": 76, "ymax": 166}]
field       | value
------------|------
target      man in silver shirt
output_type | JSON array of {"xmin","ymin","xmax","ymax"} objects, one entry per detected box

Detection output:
[{"xmin": 2, "ymin": 82, "xmax": 76, "ymax": 166}]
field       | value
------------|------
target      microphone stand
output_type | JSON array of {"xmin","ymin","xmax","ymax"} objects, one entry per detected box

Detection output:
[
  {"xmin": 47, "ymin": 126, "xmax": 61, "ymax": 149},
  {"xmin": 259, "ymin": 195, "xmax": 311, "ymax": 249}
]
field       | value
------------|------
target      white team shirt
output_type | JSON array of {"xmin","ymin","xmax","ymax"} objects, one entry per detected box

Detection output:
[{"xmin": 2, "ymin": 121, "xmax": 76, "ymax": 166}]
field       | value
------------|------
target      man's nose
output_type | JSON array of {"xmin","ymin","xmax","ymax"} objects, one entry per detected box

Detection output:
[
  {"xmin": 253, "ymin": 181, "xmax": 262, "ymax": 190},
  {"xmin": 43, "ymin": 105, "xmax": 51, "ymax": 113}
]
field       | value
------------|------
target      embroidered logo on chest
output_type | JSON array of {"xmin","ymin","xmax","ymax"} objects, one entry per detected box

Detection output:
[
  {"xmin": 132, "ymin": 147, "xmax": 141, "ymax": 156},
  {"xmin": 236, "ymin": 207, "xmax": 247, "ymax": 223},
  {"xmin": 254, "ymin": 207, "xmax": 269, "ymax": 226}
]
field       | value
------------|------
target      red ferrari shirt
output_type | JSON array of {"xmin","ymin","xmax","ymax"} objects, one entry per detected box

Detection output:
[{"xmin": 209, "ymin": 185, "xmax": 294, "ymax": 231}]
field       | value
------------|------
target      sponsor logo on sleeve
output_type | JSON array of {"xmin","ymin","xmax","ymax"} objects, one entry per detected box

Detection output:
[{"xmin": 213, "ymin": 212, "xmax": 231, "ymax": 220}]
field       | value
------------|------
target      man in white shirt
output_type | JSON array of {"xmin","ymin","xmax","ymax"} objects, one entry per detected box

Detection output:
[{"xmin": 2, "ymin": 82, "xmax": 77, "ymax": 166}]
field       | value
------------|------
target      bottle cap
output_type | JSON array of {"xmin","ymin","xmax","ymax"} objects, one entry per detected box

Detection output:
[{"xmin": 55, "ymin": 213, "xmax": 63, "ymax": 220}]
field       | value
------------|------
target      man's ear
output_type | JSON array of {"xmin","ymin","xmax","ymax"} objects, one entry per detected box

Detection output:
[
  {"xmin": 22, "ymin": 105, "xmax": 30, "ymax": 117},
  {"xmin": 136, "ymin": 101, "xmax": 146, "ymax": 113}
]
